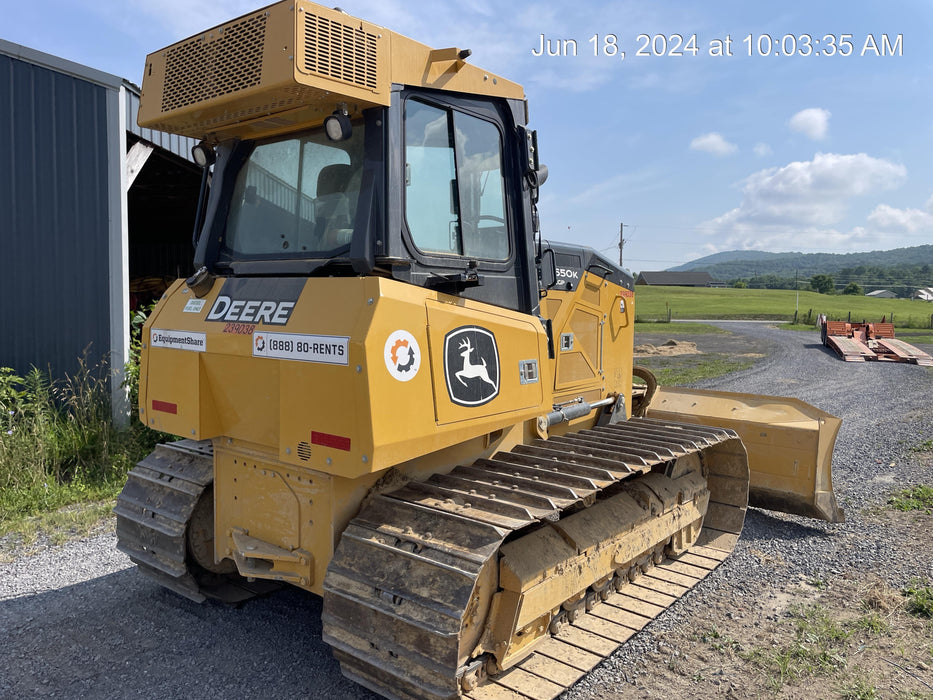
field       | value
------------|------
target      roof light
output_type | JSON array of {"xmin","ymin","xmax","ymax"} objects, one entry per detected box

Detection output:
[
  {"xmin": 191, "ymin": 141, "xmax": 216, "ymax": 168},
  {"xmin": 324, "ymin": 108, "xmax": 352, "ymax": 142}
]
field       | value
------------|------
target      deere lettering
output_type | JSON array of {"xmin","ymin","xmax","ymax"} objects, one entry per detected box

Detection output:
[{"xmin": 207, "ymin": 296, "xmax": 295, "ymax": 325}]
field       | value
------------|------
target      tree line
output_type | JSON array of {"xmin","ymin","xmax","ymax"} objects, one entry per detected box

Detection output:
[{"xmin": 728, "ymin": 263, "xmax": 933, "ymax": 297}]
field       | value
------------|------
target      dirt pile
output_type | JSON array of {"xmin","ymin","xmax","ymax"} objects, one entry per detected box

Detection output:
[{"xmin": 634, "ymin": 339, "xmax": 701, "ymax": 357}]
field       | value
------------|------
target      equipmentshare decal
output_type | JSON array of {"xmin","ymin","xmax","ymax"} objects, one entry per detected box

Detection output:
[
  {"xmin": 253, "ymin": 332, "xmax": 349, "ymax": 365},
  {"xmin": 150, "ymin": 329, "xmax": 206, "ymax": 352},
  {"xmin": 443, "ymin": 326, "xmax": 500, "ymax": 406},
  {"xmin": 384, "ymin": 330, "xmax": 421, "ymax": 382}
]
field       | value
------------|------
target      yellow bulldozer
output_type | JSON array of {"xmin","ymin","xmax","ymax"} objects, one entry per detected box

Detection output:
[{"xmin": 116, "ymin": 3, "xmax": 843, "ymax": 698}]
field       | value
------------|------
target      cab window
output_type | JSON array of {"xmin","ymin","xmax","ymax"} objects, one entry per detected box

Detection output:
[
  {"xmin": 404, "ymin": 99, "xmax": 508, "ymax": 260},
  {"xmin": 221, "ymin": 124, "xmax": 364, "ymax": 260}
]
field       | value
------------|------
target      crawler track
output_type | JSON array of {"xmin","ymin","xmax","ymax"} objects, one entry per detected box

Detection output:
[
  {"xmin": 115, "ymin": 439, "xmax": 278, "ymax": 604},
  {"xmin": 322, "ymin": 417, "xmax": 749, "ymax": 700}
]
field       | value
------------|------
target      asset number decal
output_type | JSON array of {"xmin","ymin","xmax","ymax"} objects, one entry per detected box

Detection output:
[
  {"xmin": 150, "ymin": 329, "xmax": 206, "ymax": 352},
  {"xmin": 252, "ymin": 332, "xmax": 349, "ymax": 365}
]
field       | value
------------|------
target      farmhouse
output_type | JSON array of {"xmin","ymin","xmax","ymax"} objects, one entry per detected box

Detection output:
[
  {"xmin": 866, "ymin": 289, "xmax": 897, "ymax": 299},
  {"xmin": 913, "ymin": 287, "xmax": 933, "ymax": 302}
]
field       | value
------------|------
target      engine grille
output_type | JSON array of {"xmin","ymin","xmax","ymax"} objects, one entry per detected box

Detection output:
[
  {"xmin": 302, "ymin": 12, "xmax": 378, "ymax": 89},
  {"xmin": 162, "ymin": 13, "xmax": 268, "ymax": 112}
]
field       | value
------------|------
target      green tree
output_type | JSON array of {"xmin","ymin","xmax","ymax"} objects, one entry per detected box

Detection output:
[
  {"xmin": 810, "ymin": 274, "xmax": 835, "ymax": 294},
  {"xmin": 732, "ymin": 280, "xmax": 748, "ymax": 289},
  {"xmin": 842, "ymin": 282, "xmax": 863, "ymax": 296}
]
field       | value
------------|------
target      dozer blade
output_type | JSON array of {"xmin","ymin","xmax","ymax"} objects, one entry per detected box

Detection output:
[{"xmin": 647, "ymin": 386, "xmax": 844, "ymax": 523}]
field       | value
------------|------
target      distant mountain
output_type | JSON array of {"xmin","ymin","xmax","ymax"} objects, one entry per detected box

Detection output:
[
  {"xmin": 669, "ymin": 250, "xmax": 783, "ymax": 270},
  {"xmin": 670, "ymin": 245, "xmax": 933, "ymax": 281}
]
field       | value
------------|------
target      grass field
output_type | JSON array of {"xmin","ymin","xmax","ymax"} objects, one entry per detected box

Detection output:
[
  {"xmin": 634, "ymin": 286, "xmax": 933, "ymax": 328},
  {"xmin": 633, "ymin": 322, "xmax": 728, "ymax": 335}
]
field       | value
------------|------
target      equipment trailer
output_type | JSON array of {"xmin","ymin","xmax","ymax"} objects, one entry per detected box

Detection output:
[{"xmin": 820, "ymin": 317, "xmax": 932, "ymax": 365}]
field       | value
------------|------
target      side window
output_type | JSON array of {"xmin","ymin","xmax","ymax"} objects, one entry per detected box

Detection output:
[
  {"xmin": 404, "ymin": 101, "xmax": 458, "ymax": 255},
  {"xmin": 454, "ymin": 112, "xmax": 508, "ymax": 260},
  {"xmin": 404, "ymin": 99, "xmax": 509, "ymax": 261}
]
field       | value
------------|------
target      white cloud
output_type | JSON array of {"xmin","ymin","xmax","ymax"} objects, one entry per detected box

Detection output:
[
  {"xmin": 689, "ymin": 132, "xmax": 737, "ymax": 157},
  {"xmin": 697, "ymin": 152, "xmax": 906, "ymax": 251},
  {"xmin": 789, "ymin": 108, "xmax": 831, "ymax": 140},
  {"xmin": 753, "ymin": 143, "xmax": 772, "ymax": 157},
  {"xmin": 867, "ymin": 195, "xmax": 933, "ymax": 234}
]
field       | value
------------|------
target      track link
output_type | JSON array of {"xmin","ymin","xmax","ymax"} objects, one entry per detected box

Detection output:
[
  {"xmin": 322, "ymin": 417, "xmax": 749, "ymax": 700},
  {"xmin": 115, "ymin": 439, "xmax": 278, "ymax": 604}
]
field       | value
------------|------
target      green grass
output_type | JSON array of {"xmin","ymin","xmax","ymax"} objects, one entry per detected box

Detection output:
[
  {"xmin": 898, "ymin": 331, "xmax": 933, "ymax": 345},
  {"xmin": 1, "ymin": 501, "xmax": 115, "ymax": 555},
  {"xmin": 740, "ymin": 602, "xmax": 851, "ymax": 691},
  {"xmin": 903, "ymin": 579, "xmax": 933, "ymax": 619},
  {"xmin": 0, "ymin": 359, "xmax": 161, "ymax": 533},
  {"xmin": 635, "ymin": 354, "xmax": 756, "ymax": 386},
  {"xmin": 633, "ymin": 321, "xmax": 729, "ymax": 335},
  {"xmin": 888, "ymin": 485, "xmax": 933, "ymax": 514},
  {"xmin": 634, "ymin": 286, "xmax": 933, "ymax": 328},
  {"xmin": 838, "ymin": 672, "xmax": 880, "ymax": 700},
  {"xmin": 855, "ymin": 612, "xmax": 889, "ymax": 635}
]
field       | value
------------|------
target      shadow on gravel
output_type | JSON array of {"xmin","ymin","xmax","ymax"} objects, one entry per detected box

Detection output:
[
  {"xmin": 740, "ymin": 508, "xmax": 832, "ymax": 542},
  {"xmin": 0, "ymin": 567, "xmax": 377, "ymax": 699}
]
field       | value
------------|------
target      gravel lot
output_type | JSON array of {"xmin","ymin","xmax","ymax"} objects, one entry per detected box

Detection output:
[{"xmin": 2, "ymin": 323, "xmax": 931, "ymax": 699}]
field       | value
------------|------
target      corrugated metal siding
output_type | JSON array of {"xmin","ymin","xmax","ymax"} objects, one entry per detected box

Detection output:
[
  {"xmin": 0, "ymin": 52, "xmax": 112, "ymax": 380},
  {"xmin": 124, "ymin": 85, "xmax": 196, "ymax": 163}
]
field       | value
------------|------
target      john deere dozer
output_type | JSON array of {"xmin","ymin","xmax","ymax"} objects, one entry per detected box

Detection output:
[{"xmin": 116, "ymin": 3, "xmax": 843, "ymax": 698}]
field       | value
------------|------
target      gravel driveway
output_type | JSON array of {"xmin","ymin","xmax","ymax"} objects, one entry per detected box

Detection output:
[{"xmin": 2, "ymin": 323, "xmax": 931, "ymax": 699}]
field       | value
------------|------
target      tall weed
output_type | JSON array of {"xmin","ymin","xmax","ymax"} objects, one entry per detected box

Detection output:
[{"xmin": 0, "ymin": 344, "xmax": 162, "ymax": 527}]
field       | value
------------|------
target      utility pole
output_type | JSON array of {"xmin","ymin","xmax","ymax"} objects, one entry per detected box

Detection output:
[
  {"xmin": 618, "ymin": 221, "xmax": 629, "ymax": 266},
  {"xmin": 795, "ymin": 269, "xmax": 799, "ymax": 324}
]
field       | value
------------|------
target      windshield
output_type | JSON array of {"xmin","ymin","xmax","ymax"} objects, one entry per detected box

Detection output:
[{"xmin": 220, "ymin": 123, "xmax": 365, "ymax": 261}]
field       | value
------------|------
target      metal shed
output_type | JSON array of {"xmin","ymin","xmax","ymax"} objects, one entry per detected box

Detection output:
[{"xmin": 0, "ymin": 40, "xmax": 201, "ymax": 424}]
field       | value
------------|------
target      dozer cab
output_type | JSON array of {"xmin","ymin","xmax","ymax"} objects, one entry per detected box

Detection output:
[{"xmin": 115, "ymin": 3, "xmax": 843, "ymax": 698}]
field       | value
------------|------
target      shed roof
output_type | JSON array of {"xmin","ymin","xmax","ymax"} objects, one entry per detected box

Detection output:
[
  {"xmin": 0, "ymin": 39, "xmax": 196, "ymax": 165},
  {"xmin": 636, "ymin": 271, "xmax": 715, "ymax": 286}
]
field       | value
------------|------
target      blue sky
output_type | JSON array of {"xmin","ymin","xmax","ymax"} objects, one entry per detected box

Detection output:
[{"xmin": 5, "ymin": 0, "xmax": 933, "ymax": 272}]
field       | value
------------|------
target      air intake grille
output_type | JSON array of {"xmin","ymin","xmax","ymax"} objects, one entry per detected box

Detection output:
[
  {"xmin": 297, "ymin": 441, "xmax": 312, "ymax": 461},
  {"xmin": 162, "ymin": 13, "xmax": 267, "ymax": 112},
  {"xmin": 303, "ymin": 13, "xmax": 378, "ymax": 89}
]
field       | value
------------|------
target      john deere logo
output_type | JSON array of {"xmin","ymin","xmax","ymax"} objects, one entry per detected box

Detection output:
[{"xmin": 444, "ymin": 326, "xmax": 499, "ymax": 407}]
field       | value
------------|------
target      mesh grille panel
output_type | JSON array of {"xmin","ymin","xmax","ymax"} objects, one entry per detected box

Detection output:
[
  {"xmin": 162, "ymin": 14, "xmax": 268, "ymax": 112},
  {"xmin": 303, "ymin": 13, "xmax": 378, "ymax": 89}
]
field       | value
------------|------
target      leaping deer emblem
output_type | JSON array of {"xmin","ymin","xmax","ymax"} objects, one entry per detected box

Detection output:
[{"xmin": 456, "ymin": 338, "xmax": 496, "ymax": 389}]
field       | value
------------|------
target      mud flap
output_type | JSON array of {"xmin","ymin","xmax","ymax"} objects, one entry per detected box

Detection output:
[{"xmin": 646, "ymin": 387, "xmax": 844, "ymax": 523}]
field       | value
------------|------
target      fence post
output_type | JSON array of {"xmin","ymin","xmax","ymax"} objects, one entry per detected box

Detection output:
[{"xmin": 847, "ymin": 311, "xmax": 851, "ymax": 322}]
